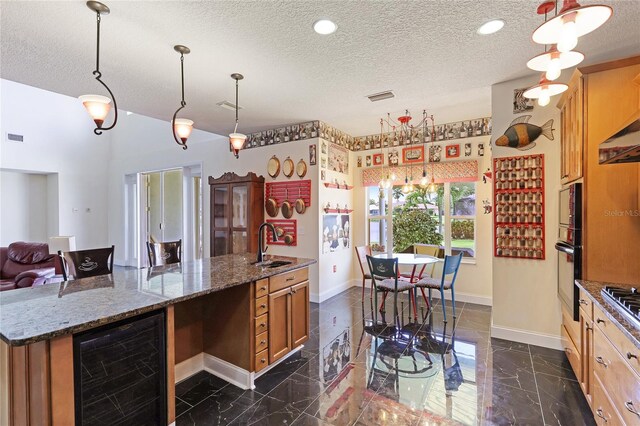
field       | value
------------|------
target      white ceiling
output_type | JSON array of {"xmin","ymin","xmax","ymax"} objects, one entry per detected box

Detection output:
[{"xmin": 1, "ymin": 1, "xmax": 639, "ymax": 137}]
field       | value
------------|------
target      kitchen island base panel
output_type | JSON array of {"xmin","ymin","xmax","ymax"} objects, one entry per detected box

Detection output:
[{"xmin": 175, "ymin": 345, "xmax": 304, "ymax": 390}]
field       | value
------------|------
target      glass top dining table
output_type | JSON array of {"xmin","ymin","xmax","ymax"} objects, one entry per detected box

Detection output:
[{"xmin": 373, "ymin": 252, "xmax": 441, "ymax": 282}]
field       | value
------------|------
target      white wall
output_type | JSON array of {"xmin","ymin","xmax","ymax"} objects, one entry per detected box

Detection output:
[
  {"xmin": 491, "ymin": 74, "xmax": 563, "ymax": 349},
  {"xmin": 0, "ymin": 171, "xmax": 48, "ymax": 245},
  {"xmin": 317, "ymin": 141, "xmax": 355, "ymax": 301},
  {"xmin": 0, "ymin": 79, "xmax": 109, "ymax": 249}
]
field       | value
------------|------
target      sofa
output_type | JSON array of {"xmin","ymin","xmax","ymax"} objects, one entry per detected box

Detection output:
[{"xmin": 0, "ymin": 242, "xmax": 56, "ymax": 292}]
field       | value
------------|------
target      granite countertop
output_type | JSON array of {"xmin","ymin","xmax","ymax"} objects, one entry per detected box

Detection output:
[
  {"xmin": 575, "ymin": 279, "xmax": 640, "ymax": 349},
  {"xmin": 0, "ymin": 254, "xmax": 315, "ymax": 346}
]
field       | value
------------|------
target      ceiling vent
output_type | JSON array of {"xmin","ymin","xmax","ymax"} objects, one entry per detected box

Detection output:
[
  {"xmin": 367, "ymin": 91, "xmax": 395, "ymax": 102},
  {"xmin": 216, "ymin": 101, "xmax": 243, "ymax": 112},
  {"xmin": 6, "ymin": 133, "xmax": 24, "ymax": 143}
]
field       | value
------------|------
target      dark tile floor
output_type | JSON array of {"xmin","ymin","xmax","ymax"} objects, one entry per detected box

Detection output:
[{"xmin": 175, "ymin": 287, "xmax": 595, "ymax": 425}]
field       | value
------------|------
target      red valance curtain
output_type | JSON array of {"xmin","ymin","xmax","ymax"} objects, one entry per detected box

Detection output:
[{"xmin": 361, "ymin": 161, "xmax": 478, "ymax": 187}]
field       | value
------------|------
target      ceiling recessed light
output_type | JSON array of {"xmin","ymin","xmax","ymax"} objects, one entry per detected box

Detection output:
[
  {"xmin": 477, "ymin": 19, "xmax": 505, "ymax": 35},
  {"xmin": 313, "ymin": 19, "xmax": 337, "ymax": 35}
]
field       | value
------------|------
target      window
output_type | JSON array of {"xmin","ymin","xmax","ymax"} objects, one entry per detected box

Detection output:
[
  {"xmin": 367, "ymin": 186, "xmax": 388, "ymax": 254},
  {"xmin": 367, "ymin": 182, "xmax": 476, "ymax": 258}
]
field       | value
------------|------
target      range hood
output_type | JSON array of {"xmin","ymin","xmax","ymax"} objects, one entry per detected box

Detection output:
[{"xmin": 599, "ymin": 116, "xmax": 640, "ymax": 164}]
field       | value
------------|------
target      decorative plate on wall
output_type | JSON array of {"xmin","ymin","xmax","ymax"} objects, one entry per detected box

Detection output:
[
  {"xmin": 283, "ymin": 157, "xmax": 295, "ymax": 178},
  {"xmin": 267, "ymin": 155, "xmax": 280, "ymax": 178},
  {"xmin": 296, "ymin": 159, "xmax": 307, "ymax": 178}
]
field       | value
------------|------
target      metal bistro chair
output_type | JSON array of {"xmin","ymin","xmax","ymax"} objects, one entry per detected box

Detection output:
[
  {"xmin": 147, "ymin": 239, "xmax": 182, "ymax": 267},
  {"xmin": 415, "ymin": 253, "xmax": 463, "ymax": 322},
  {"xmin": 355, "ymin": 245, "xmax": 372, "ymax": 300},
  {"xmin": 59, "ymin": 245, "xmax": 115, "ymax": 281},
  {"xmin": 366, "ymin": 255, "xmax": 416, "ymax": 324}
]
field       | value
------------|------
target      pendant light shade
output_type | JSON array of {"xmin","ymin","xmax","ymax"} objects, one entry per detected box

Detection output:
[
  {"xmin": 79, "ymin": 94, "xmax": 111, "ymax": 127},
  {"xmin": 174, "ymin": 118, "xmax": 194, "ymax": 143},
  {"xmin": 171, "ymin": 45, "xmax": 192, "ymax": 150},
  {"xmin": 427, "ymin": 177, "xmax": 437, "ymax": 194},
  {"xmin": 532, "ymin": 0, "xmax": 612, "ymax": 52},
  {"xmin": 229, "ymin": 73, "xmax": 246, "ymax": 159},
  {"xmin": 79, "ymin": 1, "xmax": 118, "ymax": 135},
  {"xmin": 526, "ymin": 46, "xmax": 584, "ymax": 81},
  {"xmin": 523, "ymin": 74, "xmax": 568, "ymax": 106}
]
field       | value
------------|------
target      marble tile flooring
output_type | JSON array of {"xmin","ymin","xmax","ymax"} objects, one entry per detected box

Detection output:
[{"xmin": 175, "ymin": 287, "xmax": 595, "ymax": 425}]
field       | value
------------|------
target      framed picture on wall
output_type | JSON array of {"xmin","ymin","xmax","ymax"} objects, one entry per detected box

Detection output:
[
  {"xmin": 446, "ymin": 144, "xmax": 460, "ymax": 158},
  {"xmin": 402, "ymin": 146, "xmax": 424, "ymax": 163},
  {"xmin": 373, "ymin": 153, "xmax": 383, "ymax": 166},
  {"xmin": 309, "ymin": 144, "xmax": 317, "ymax": 165},
  {"xmin": 365, "ymin": 155, "xmax": 372, "ymax": 167}
]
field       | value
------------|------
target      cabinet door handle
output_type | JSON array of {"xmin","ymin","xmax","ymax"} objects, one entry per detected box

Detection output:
[
  {"xmin": 292, "ymin": 288, "xmax": 297, "ymax": 294},
  {"xmin": 595, "ymin": 408, "xmax": 607, "ymax": 422},
  {"xmin": 286, "ymin": 276, "xmax": 295, "ymax": 281},
  {"xmin": 261, "ymin": 358, "xmax": 267, "ymax": 364},
  {"xmin": 260, "ymin": 304, "xmax": 267, "ymax": 309},
  {"xmin": 627, "ymin": 352, "xmax": 638, "ymax": 360},
  {"xmin": 579, "ymin": 299, "xmax": 589, "ymax": 305},
  {"xmin": 260, "ymin": 286, "xmax": 267, "ymax": 292},
  {"xmin": 596, "ymin": 318, "xmax": 605, "ymax": 324},
  {"xmin": 260, "ymin": 340, "xmax": 266, "ymax": 345},
  {"xmin": 625, "ymin": 401, "xmax": 640, "ymax": 417},
  {"xmin": 595, "ymin": 356, "xmax": 608, "ymax": 367},
  {"xmin": 259, "ymin": 323, "xmax": 266, "ymax": 328},
  {"xmin": 585, "ymin": 326, "xmax": 593, "ymax": 331}
]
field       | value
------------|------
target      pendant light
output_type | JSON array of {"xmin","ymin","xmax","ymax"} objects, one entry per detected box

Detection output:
[
  {"xmin": 523, "ymin": 73, "xmax": 568, "ymax": 106},
  {"xmin": 229, "ymin": 73, "xmax": 247, "ymax": 159},
  {"xmin": 420, "ymin": 111, "xmax": 430, "ymax": 187},
  {"xmin": 527, "ymin": 45, "xmax": 584, "ymax": 81},
  {"xmin": 532, "ymin": 0, "xmax": 613, "ymax": 53},
  {"xmin": 377, "ymin": 119, "xmax": 388, "ymax": 189},
  {"xmin": 171, "ymin": 45, "xmax": 193, "ymax": 150},
  {"xmin": 527, "ymin": 3, "xmax": 584, "ymax": 81},
  {"xmin": 79, "ymin": 1, "xmax": 118, "ymax": 135}
]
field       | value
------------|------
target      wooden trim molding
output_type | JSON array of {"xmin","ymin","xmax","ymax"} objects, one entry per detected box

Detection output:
[
  {"xmin": 50, "ymin": 335, "xmax": 74, "ymax": 425},
  {"xmin": 166, "ymin": 305, "xmax": 176, "ymax": 425},
  {"xmin": 579, "ymin": 55, "xmax": 640, "ymax": 75}
]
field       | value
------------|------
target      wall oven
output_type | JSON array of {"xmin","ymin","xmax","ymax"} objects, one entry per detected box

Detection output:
[{"xmin": 556, "ymin": 183, "xmax": 582, "ymax": 321}]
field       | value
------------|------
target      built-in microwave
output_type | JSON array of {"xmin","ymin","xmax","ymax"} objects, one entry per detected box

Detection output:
[{"xmin": 556, "ymin": 183, "xmax": 582, "ymax": 321}]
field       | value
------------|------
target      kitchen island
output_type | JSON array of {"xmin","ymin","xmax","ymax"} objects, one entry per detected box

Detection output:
[{"xmin": 0, "ymin": 254, "xmax": 315, "ymax": 425}]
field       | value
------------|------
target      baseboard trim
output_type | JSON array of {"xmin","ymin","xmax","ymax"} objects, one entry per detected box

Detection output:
[
  {"xmin": 202, "ymin": 353, "xmax": 254, "ymax": 390},
  {"xmin": 491, "ymin": 325, "xmax": 562, "ymax": 350},
  {"xmin": 175, "ymin": 353, "xmax": 204, "ymax": 383},
  {"xmin": 311, "ymin": 279, "xmax": 360, "ymax": 303}
]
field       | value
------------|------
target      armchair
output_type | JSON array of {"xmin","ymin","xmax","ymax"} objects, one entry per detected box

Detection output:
[{"xmin": 0, "ymin": 242, "xmax": 56, "ymax": 291}]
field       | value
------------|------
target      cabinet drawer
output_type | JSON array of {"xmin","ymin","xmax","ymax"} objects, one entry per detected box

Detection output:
[
  {"xmin": 578, "ymin": 289, "xmax": 593, "ymax": 321},
  {"xmin": 270, "ymin": 268, "xmax": 308, "ymax": 293},
  {"xmin": 255, "ymin": 314, "xmax": 268, "ymax": 335},
  {"xmin": 255, "ymin": 331, "xmax": 268, "ymax": 354},
  {"xmin": 255, "ymin": 349, "xmax": 269, "ymax": 373},
  {"xmin": 592, "ymin": 373, "xmax": 623, "ymax": 425},
  {"xmin": 255, "ymin": 296, "xmax": 268, "ymax": 317},
  {"xmin": 593, "ymin": 324, "xmax": 640, "ymax": 425},
  {"xmin": 562, "ymin": 324, "xmax": 582, "ymax": 381},
  {"xmin": 594, "ymin": 303, "xmax": 640, "ymax": 377},
  {"xmin": 255, "ymin": 279, "xmax": 269, "ymax": 299},
  {"xmin": 563, "ymin": 305, "xmax": 581, "ymax": 351}
]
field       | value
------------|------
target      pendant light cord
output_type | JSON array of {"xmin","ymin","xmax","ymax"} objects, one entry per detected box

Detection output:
[
  {"xmin": 234, "ymin": 77, "xmax": 239, "ymax": 133},
  {"xmin": 96, "ymin": 12, "xmax": 101, "ymax": 73},
  {"xmin": 172, "ymin": 49, "xmax": 188, "ymax": 150}
]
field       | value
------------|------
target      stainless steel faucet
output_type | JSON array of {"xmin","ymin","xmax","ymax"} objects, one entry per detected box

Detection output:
[{"xmin": 257, "ymin": 222, "xmax": 278, "ymax": 263}]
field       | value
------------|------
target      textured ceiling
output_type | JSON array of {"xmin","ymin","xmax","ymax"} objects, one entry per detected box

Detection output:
[{"xmin": 1, "ymin": 1, "xmax": 639, "ymax": 136}]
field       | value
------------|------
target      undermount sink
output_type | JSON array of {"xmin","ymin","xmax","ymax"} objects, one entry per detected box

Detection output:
[{"xmin": 267, "ymin": 260, "xmax": 292, "ymax": 268}]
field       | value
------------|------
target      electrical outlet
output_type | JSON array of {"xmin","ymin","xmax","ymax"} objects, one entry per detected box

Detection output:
[{"xmin": 333, "ymin": 265, "xmax": 336, "ymax": 273}]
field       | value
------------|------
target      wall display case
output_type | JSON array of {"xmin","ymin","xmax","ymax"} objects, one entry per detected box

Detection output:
[
  {"xmin": 209, "ymin": 172, "xmax": 265, "ymax": 257},
  {"xmin": 493, "ymin": 154, "xmax": 545, "ymax": 260}
]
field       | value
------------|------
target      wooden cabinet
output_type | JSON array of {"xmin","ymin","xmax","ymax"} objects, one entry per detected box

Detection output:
[
  {"xmin": 579, "ymin": 306, "xmax": 594, "ymax": 405},
  {"xmin": 557, "ymin": 70, "xmax": 584, "ymax": 184},
  {"xmin": 268, "ymin": 269, "xmax": 309, "ymax": 364},
  {"xmin": 208, "ymin": 172, "xmax": 264, "ymax": 257}
]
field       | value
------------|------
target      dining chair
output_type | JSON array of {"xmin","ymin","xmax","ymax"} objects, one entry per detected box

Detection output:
[
  {"xmin": 366, "ymin": 255, "xmax": 417, "ymax": 324},
  {"xmin": 147, "ymin": 239, "xmax": 182, "ymax": 267},
  {"xmin": 355, "ymin": 246, "xmax": 372, "ymax": 300},
  {"xmin": 58, "ymin": 245, "xmax": 115, "ymax": 281},
  {"xmin": 413, "ymin": 244, "xmax": 442, "ymax": 280},
  {"xmin": 415, "ymin": 253, "xmax": 463, "ymax": 322}
]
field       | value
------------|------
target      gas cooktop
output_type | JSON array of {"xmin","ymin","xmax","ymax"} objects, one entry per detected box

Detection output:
[{"xmin": 602, "ymin": 286, "xmax": 640, "ymax": 329}]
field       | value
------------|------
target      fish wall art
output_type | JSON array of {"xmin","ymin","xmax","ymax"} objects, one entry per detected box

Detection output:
[{"xmin": 495, "ymin": 115, "xmax": 554, "ymax": 150}]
